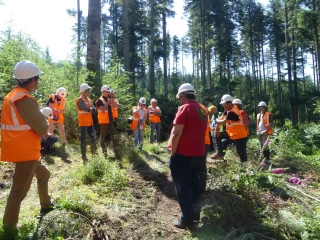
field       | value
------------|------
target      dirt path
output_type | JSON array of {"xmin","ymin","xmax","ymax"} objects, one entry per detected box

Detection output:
[{"xmin": 102, "ymin": 163, "xmax": 187, "ymax": 240}]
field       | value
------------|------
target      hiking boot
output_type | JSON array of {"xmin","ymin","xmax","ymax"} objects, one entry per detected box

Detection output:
[
  {"xmin": 3, "ymin": 226, "xmax": 18, "ymax": 240},
  {"xmin": 173, "ymin": 219, "xmax": 194, "ymax": 229},
  {"xmin": 40, "ymin": 202, "xmax": 56, "ymax": 214},
  {"xmin": 210, "ymin": 152, "xmax": 225, "ymax": 159},
  {"xmin": 81, "ymin": 143, "xmax": 88, "ymax": 162},
  {"xmin": 59, "ymin": 143, "xmax": 69, "ymax": 159}
]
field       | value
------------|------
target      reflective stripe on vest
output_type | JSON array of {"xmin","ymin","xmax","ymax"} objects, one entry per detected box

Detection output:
[
  {"xmin": 1, "ymin": 124, "xmax": 31, "ymax": 130},
  {"xmin": 1, "ymin": 87, "xmax": 41, "ymax": 162}
]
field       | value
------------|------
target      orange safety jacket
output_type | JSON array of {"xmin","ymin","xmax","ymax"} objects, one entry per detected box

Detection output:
[
  {"xmin": 48, "ymin": 94, "xmax": 66, "ymax": 123},
  {"xmin": 236, "ymin": 107, "xmax": 250, "ymax": 137},
  {"xmin": 147, "ymin": 105, "xmax": 161, "ymax": 123},
  {"xmin": 111, "ymin": 98, "xmax": 119, "ymax": 119},
  {"xmin": 96, "ymin": 97, "xmax": 110, "ymax": 124},
  {"xmin": 76, "ymin": 95, "xmax": 94, "ymax": 127},
  {"xmin": 256, "ymin": 112, "xmax": 273, "ymax": 134},
  {"xmin": 199, "ymin": 104, "xmax": 210, "ymax": 145},
  {"xmin": 130, "ymin": 106, "xmax": 147, "ymax": 130},
  {"xmin": 1, "ymin": 87, "xmax": 41, "ymax": 162},
  {"xmin": 226, "ymin": 105, "xmax": 248, "ymax": 140}
]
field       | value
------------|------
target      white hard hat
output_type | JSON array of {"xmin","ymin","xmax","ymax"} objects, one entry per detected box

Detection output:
[
  {"xmin": 150, "ymin": 98, "xmax": 157, "ymax": 103},
  {"xmin": 139, "ymin": 97, "xmax": 146, "ymax": 105},
  {"xmin": 41, "ymin": 107, "xmax": 53, "ymax": 119},
  {"xmin": 258, "ymin": 101, "xmax": 267, "ymax": 107},
  {"xmin": 101, "ymin": 85, "xmax": 110, "ymax": 92},
  {"xmin": 80, "ymin": 83, "xmax": 91, "ymax": 93},
  {"xmin": 232, "ymin": 99, "xmax": 242, "ymax": 105},
  {"xmin": 220, "ymin": 94, "xmax": 233, "ymax": 104},
  {"xmin": 13, "ymin": 60, "xmax": 43, "ymax": 80},
  {"xmin": 56, "ymin": 87, "xmax": 67, "ymax": 98},
  {"xmin": 176, "ymin": 83, "xmax": 196, "ymax": 98},
  {"xmin": 109, "ymin": 89, "xmax": 115, "ymax": 93}
]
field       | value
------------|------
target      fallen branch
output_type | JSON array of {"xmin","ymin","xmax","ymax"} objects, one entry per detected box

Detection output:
[{"xmin": 286, "ymin": 184, "xmax": 320, "ymax": 202}]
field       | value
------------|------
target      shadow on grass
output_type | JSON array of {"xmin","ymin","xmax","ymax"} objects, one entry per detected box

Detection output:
[
  {"xmin": 128, "ymin": 149, "xmax": 176, "ymax": 199},
  {"xmin": 190, "ymin": 186, "xmax": 286, "ymax": 240},
  {"xmin": 138, "ymin": 149, "xmax": 166, "ymax": 164}
]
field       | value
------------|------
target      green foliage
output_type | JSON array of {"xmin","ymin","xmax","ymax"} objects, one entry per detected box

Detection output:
[
  {"xmin": 302, "ymin": 205, "xmax": 320, "ymax": 239},
  {"xmin": 81, "ymin": 156, "xmax": 128, "ymax": 196},
  {"xmin": 271, "ymin": 127, "xmax": 306, "ymax": 160},
  {"xmin": 278, "ymin": 209, "xmax": 306, "ymax": 235},
  {"xmin": 58, "ymin": 188, "xmax": 93, "ymax": 216},
  {"xmin": 81, "ymin": 156, "xmax": 109, "ymax": 184},
  {"xmin": 303, "ymin": 123, "xmax": 320, "ymax": 152}
]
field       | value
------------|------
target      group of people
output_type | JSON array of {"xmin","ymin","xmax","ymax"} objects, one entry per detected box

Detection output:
[
  {"xmin": 0, "ymin": 60, "xmax": 122, "ymax": 238},
  {"xmin": 208, "ymin": 95, "xmax": 273, "ymax": 163},
  {"xmin": 167, "ymin": 84, "xmax": 273, "ymax": 230},
  {"xmin": 129, "ymin": 97, "xmax": 162, "ymax": 148},
  {"xmin": 0, "ymin": 59, "xmax": 272, "ymax": 237}
]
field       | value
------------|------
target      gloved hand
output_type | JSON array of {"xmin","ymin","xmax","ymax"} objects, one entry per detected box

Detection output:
[{"xmin": 52, "ymin": 116, "xmax": 59, "ymax": 121}]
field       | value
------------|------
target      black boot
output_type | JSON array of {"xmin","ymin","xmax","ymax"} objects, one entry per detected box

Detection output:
[
  {"xmin": 81, "ymin": 143, "xmax": 88, "ymax": 162},
  {"xmin": 90, "ymin": 143, "xmax": 97, "ymax": 156},
  {"xmin": 59, "ymin": 143, "xmax": 69, "ymax": 159},
  {"xmin": 263, "ymin": 150, "xmax": 270, "ymax": 160}
]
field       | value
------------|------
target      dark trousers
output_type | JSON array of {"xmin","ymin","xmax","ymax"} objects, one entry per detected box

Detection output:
[
  {"xmin": 216, "ymin": 132, "xmax": 247, "ymax": 162},
  {"xmin": 80, "ymin": 126, "xmax": 96, "ymax": 144},
  {"xmin": 41, "ymin": 135, "xmax": 58, "ymax": 155},
  {"xmin": 169, "ymin": 153, "xmax": 202, "ymax": 225},
  {"xmin": 199, "ymin": 152, "xmax": 207, "ymax": 195}
]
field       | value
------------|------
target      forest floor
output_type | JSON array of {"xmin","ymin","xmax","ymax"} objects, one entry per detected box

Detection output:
[{"xmin": 0, "ymin": 137, "xmax": 320, "ymax": 239}]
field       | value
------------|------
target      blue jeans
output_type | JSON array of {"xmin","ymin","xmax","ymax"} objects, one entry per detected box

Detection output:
[
  {"xmin": 169, "ymin": 153, "xmax": 202, "ymax": 225},
  {"xmin": 150, "ymin": 122, "xmax": 161, "ymax": 143},
  {"xmin": 133, "ymin": 120, "xmax": 144, "ymax": 147},
  {"xmin": 80, "ymin": 126, "xmax": 96, "ymax": 144}
]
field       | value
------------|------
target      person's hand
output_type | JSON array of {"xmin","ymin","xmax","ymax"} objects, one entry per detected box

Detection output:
[{"xmin": 257, "ymin": 131, "xmax": 261, "ymax": 136}]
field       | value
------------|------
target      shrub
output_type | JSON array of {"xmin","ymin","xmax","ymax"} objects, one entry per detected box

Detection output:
[
  {"xmin": 81, "ymin": 156, "xmax": 128, "ymax": 196},
  {"xmin": 58, "ymin": 188, "xmax": 93, "ymax": 216}
]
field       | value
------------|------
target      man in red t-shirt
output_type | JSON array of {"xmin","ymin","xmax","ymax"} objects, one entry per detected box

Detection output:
[{"xmin": 168, "ymin": 83, "xmax": 207, "ymax": 229}]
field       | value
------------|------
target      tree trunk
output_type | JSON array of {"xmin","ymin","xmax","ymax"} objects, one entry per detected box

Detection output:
[
  {"xmin": 77, "ymin": 0, "xmax": 81, "ymax": 87},
  {"xmin": 149, "ymin": 0, "xmax": 155, "ymax": 97},
  {"xmin": 162, "ymin": 8, "xmax": 168, "ymax": 97},
  {"xmin": 207, "ymin": 47, "xmax": 211, "ymax": 90},
  {"xmin": 292, "ymin": 32, "xmax": 298, "ymax": 124},
  {"xmin": 284, "ymin": 0, "xmax": 296, "ymax": 126},
  {"xmin": 87, "ymin": 0, "xmax": 101, "ymax": 97},
  {"xmin": 312, "ymin": 0, "xmax": 320, "ymax": 83},
  {"xmin": 201, "ymin": 0, "xmax": 206, "ymax": 87}
]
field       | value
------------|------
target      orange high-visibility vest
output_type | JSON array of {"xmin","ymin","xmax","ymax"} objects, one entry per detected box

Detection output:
[
  {"xmin": 199, "ymin": 104, "xmax": 210, "ymax": 145},
  {"xmin": 76, "ymin": 95, "xmax": 93, "ymax": 126},
  {"xmin": 147, "ymin": 105, "xmax": 161, "ymax": 123},
  {"xmin": 256, "ymin": 112, "xmax": 273, "ymax": 134},
  {"xmin": 1, "ymin": 87, "xmax": 41, "ymax": 162},
  {"xmin": 48, "ymin": 94, "xmax": 66, "ymax": 123},
  {"xmin": 96, "ymin": 97, "xmax": 110, "ymax": 124},
  {"xmin": 130, "ymin": 106, "xmax": 147, "ymax": 130},
  {"xmin": 235, "ymin": 106, "xmax": 249, "ymax": 137},
  {"xmin": 111, "ymin": 98, "xmax": 119, "ymax": 119},
  {"xmin": 226, "ymin": 105, "xmax": 247, "ymax": 140}
]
